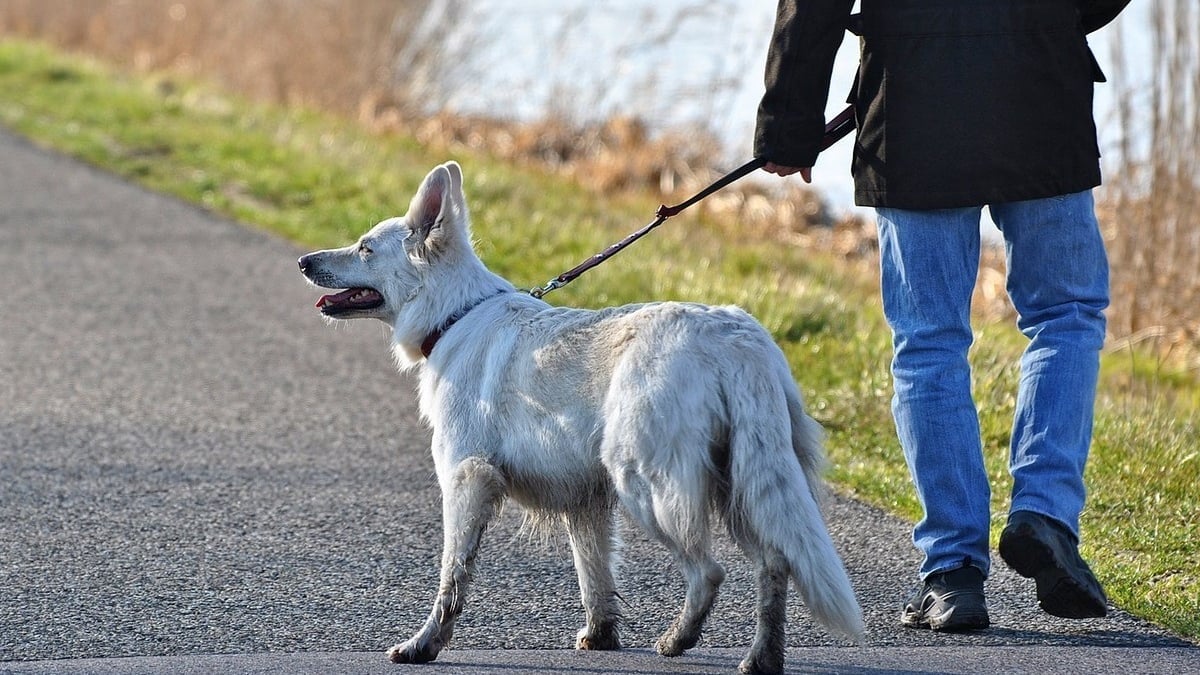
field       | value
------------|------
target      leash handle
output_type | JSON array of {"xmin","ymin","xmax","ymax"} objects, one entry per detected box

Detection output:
[
  {"xmin": 820, "ymin": 104, "xmax": 856, "ymax": 151},
  {"xmin": 530, "ymin": 105, "xmax": 856, "ymax": 299}
]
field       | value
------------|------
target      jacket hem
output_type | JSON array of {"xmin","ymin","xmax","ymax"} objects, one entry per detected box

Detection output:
[{"xmin": 854, "ymin": 176, "xmax": 1102, "ymax": 210}]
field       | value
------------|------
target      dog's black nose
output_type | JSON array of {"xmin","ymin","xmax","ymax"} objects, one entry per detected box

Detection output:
[{"xmin": 298, "ymin": 255, "xmax": 310, "ymax": 273}]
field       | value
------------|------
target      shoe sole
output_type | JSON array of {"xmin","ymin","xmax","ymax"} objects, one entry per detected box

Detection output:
[
  {"xmin": 999, "ymin": 525, "xmax": 1107, "ymax": 619},
  {"xmin": 929, "ymin": 608, "xmax": 991, "ymax": 632},
  {"xmin": 901, "ymin": 598, "xmax": 990, "ymax": 631},
  {"xmin": 901, "ymin": 611, "xmax": 990, "ymax": 632}
]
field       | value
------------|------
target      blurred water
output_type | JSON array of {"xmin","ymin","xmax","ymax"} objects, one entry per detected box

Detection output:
[
  {"xmin": 409, "ymin": 1, "xmax": 1151, "ymax": 214},
  {"xmin": 404, "ymin": 1, "xmax": 774, "ymax": 147}
]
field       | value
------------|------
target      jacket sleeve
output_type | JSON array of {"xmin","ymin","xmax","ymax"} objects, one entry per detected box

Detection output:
[
  {"xmin": 1080, "ymin": 0, "xmax": 1131, "ymax": 33},
  {"xmin": 754, "ymin": 0, "xmax": 855, "ymax": 168}
]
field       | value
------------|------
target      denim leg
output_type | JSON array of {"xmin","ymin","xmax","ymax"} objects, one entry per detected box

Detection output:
[
  {"xmin": 876, "ymin": 207, "xmax": 991, "ymax": 578},
  {"xmin": 990, "ymin": 191, "xmax": 1109, "ymax": 538}
]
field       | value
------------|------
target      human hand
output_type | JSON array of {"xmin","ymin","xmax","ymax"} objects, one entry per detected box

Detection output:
[{"xmin": 763, "ymin": 162, "xmax": 812, "ymax": 183}]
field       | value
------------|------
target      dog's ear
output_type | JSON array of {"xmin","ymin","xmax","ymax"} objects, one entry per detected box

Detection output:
[
  {"xmin": 406, "ymin": 164, "xmax": 463, "ymax": 259},
  {"xmin": 441, "ymin": 161, "xmax": 463, "ymax": 199}
]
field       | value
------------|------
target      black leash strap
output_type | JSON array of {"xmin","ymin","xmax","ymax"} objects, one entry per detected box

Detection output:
[
  {"xmin": 528, "ymin": 157, "xmax": 764, "ymax": 299},
  {"xmin": 529, "ymin": 104, "xmax": 856, "ymax": 299}
]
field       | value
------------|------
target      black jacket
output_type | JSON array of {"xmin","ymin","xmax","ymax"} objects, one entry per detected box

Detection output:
[{"xmin": 754, "ymin": 0, "xmax": 1131, "ymax": 209}]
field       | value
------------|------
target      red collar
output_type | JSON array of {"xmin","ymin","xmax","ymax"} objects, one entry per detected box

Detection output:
[
  {"xmin": 419, "ymin": 328, "xmax": 447, "ymax": 359},
  {"xmin": 419, "ymin": 291, "xmax": 510, "ymax": 359}
]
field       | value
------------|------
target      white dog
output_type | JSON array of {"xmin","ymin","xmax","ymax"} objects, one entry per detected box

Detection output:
[{"xmin": 298, "ymin": 162, "xmax": 863, "ymax": 674}]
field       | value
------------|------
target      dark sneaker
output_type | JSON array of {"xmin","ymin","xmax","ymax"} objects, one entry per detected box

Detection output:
[
  {"xmin": 901, "ymin": 566, "xmax": 990, "ymax": 631},
  {"xmin": 999, "ymin": 511, "xmax": 1108, "ymax": 619}
]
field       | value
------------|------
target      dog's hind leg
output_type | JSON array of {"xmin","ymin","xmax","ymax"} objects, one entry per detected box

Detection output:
[
  {"xmin": 738, "ymin": 549, "xmax": 789, "ymax": 675},
  {"xmin": 387, "ymin": 457, "xmax": 506, "ymax": 664},
  {"xmin": 603, "ymin": 393, "xmax": 725, "ymax": 658},
  {"xmin": 565, "ymin": 506, "xmax": 622, "ymax": 650},
  {"xmin": 608, "ymin": 457, "xmax": 724, "ymax": 655},
  {"xmin": 622, "ymin": 476, "xmax": 723, "ymax": 657},
  {"xmin": 654, "ymin": 545, "xmax": 725, "ymax": 657}
]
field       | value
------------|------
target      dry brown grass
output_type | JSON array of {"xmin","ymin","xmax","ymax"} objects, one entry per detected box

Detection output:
[
  {"xmin": 0, "ymin": 0, "xmax": 416, "ymax": 111},
  {"xmin": 1, "ymin": 1, "xmax": 1193, "ymax": 365},
  {"xmin": 1103, "ymin": 0, "xmax": 1200, "ymax": 369}
]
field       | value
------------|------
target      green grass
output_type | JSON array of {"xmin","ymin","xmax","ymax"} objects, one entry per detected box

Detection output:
[{"xmin": 2, "ymin": 39, "xmax": 1196, "ymax": 640}]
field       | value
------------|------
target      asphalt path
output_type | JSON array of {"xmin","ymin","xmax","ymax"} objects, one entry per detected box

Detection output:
[{"xmin": 0, "ymin": 127, "xmax": 1195, "ymax": 674}]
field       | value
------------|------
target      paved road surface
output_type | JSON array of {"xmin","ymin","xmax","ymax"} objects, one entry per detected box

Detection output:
[{"xmin": 1, "ymin": 127, "xmax": 1195, "ymax": 673}]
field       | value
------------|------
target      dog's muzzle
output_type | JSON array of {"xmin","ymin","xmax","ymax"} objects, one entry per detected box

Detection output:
[{"xmin": 298, "ymin": 253, "xmax": 384, "ymax": 316}]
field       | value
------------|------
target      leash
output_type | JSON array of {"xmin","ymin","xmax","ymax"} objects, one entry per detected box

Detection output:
[{"xmin": 529, "ymin": 104, "xmax": 856, "ymax": 299}]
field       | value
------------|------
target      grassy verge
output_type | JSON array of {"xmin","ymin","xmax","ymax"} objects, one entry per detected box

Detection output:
[{"xmin": 1, "ymin": 40, "xmax": 1196, "ymax": 640}]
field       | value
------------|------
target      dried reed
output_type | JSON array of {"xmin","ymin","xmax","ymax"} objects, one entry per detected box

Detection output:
[{"xmin": 1103, "ymin": 0, "xmax": 1200, "ymax": 367}]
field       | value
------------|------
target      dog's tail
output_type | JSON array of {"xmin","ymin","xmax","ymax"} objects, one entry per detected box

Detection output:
[{"xmin": 727, "ymin": 361, "xmax": 865, "ymax": 642}]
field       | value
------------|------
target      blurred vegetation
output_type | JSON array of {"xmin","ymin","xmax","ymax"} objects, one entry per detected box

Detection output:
[
  {"xmin": 1102, "ymin": 0, "xmax": 1200, "ymax": 368},
  {"xmin": 4, "ymin": 1, "xmax": 1196, "ymax": 366}
]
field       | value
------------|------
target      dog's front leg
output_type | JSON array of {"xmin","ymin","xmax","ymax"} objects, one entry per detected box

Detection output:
[{"xmin": 387, "ymin": 456, "xmax": 506, "ymax": 664}]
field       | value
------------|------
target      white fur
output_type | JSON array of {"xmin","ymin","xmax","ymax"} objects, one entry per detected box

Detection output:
[{"xmin": 299, "ymin": 162, "xmax": 864, "ymax": 675}]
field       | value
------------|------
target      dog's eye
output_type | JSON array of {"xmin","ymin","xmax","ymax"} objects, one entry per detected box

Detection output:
[{"xmin": 358, "ymin": 243, "xmax": 373, "ymax": 256}]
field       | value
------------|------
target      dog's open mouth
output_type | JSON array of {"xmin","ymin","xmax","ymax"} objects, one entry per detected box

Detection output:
[{"xmin": 315, "ymin": 287, "xmax": 384, "ymax": 316}]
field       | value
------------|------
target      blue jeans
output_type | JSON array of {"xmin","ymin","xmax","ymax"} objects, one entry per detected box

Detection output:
[{"xmin": 875, "ymin": 191, "xmax": 1109, "ymax": 579}]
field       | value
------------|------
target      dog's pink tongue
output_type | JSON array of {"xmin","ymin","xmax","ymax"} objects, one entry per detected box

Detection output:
[{"xmin": 316, "ymin": 288, "xmax": 358, "ymax": 308}]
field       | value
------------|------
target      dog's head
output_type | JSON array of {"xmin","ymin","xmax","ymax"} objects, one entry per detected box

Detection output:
[{"xmin": 298, "ymin": 161, "xmax": 472, "ymax": 325}]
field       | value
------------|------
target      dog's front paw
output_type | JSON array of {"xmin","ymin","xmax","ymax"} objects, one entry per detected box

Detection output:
[{"xmin": 386, "ymin": 636, "xmax": 441, "ymax": 664}]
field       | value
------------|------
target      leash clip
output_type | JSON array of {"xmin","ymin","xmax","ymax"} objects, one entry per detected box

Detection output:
[{"xmin": 529, "ymin": 278, "xmax": 563, "ymax": 299}]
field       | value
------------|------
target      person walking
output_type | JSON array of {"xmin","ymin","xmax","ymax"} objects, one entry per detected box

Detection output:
[{"xmin": 754, "ymin": 0, "xmax": 1130, "ymax": 630}]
